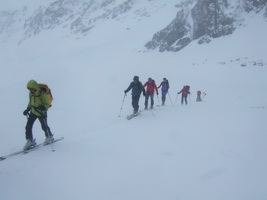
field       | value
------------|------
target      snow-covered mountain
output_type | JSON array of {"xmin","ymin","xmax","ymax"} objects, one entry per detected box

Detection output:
[
  {"xmin": 0, "ymin": 1, "xmax": 267, "ymax": 200},
  {"xmin": 146, "ymin": 0, "xmax": 267, "ymax": 52},
  {"xmin": 0, "ymin": 0, "xmax": 177, "ymax": 44},
  {"xmin": 0, "ymin": 0, "xmax": 266, "ymax": 51}
]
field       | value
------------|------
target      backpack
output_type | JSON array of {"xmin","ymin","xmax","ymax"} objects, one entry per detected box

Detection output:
[
  {"xmin": 38, "ymin": 83, "xmax": 53, "ymax": 107},
  {"xmin": 162, "ymin": 81, "xmax": 169, "ymax": 91},
  {"xmin": 184, "ymin": 85, "xmax": 190, "ymax": 94},
  {"xmin": 166, "ymin": 80, "xmax": 170, "ymax": 88}
]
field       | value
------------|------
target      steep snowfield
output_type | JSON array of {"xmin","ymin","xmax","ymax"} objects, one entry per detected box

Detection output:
[
  {"xmin": 0, "ymin": 2, "xmax": 267, "ymax": 200},
  {"xmin": 0, "ymin": 0, "xmax": 55, "ymax": 11}
]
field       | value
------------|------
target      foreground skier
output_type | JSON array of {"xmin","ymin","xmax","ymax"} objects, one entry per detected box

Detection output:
[{"xmin": 23, "ymin": 80, "xmax": 54, "ymax": 150}]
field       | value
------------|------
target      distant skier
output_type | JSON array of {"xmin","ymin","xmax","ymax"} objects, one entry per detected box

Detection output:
[
  {"xmin": 143, "ymin": 78, "xmax": 158, "ymax": 109},
  {"xmin": 124, "ymin": 76, "xmax": 146, "ymax": 115},
  {"xmin": 23, "ymin": 80, "xmax": 54, "ymax": 150},
  {"xmin": 196, "ymin": 90, "xmax": 202, "ymax": 102},
  {"xmin": 178, "ymin": 85, "xmax": 190, "ymax": 105},
  {"xmin": 158, "ymin": 78, "xmax": 170, "ymax": 106}
]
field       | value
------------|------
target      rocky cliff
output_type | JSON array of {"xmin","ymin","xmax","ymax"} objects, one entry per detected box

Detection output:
[{"xmin": 145, "ymin": 0, "xmax": 267, "ymax": 52}]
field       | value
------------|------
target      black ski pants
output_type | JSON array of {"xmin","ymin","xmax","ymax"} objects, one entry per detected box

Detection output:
[
  {"xmin": 132, "ymin": 95, "xmax": 141, "ymax": 112},
  {"xmin": 145, "ymin": 92, "xmax": 154, "ymax": 108},
  {"xmin": 25, "ymin": 112, "xmax": 53, "ymax": 140},
  {"xmin": 181, "ymin": 95, "xmax": 188, "ymax": 105},
  {"xmin": 161, "ymin": 94, "xmax": 166, "ymax": 105}
]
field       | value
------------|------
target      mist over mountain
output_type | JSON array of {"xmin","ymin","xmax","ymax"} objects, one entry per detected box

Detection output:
[
  {"xmin": 0, "ymin": 0, "xmax": 266, "ymax": 52},
  {"xmin": 1, "ymin": 1, "xmax": 267, "ymax": 200}
]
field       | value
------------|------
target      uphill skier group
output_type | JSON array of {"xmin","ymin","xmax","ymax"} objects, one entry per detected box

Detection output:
[
  {"xmin": 13, "ymin": 78, "xmax": 204, "ymax": 152},
  {"xmin": 124, "ymin": 76, "xmax": 205, "ymax": 116}
]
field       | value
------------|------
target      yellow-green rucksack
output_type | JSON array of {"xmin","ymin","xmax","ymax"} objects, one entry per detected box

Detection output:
[{"xmin": 38, "ymin": 83, "xmax": 53, "ymax": 108}]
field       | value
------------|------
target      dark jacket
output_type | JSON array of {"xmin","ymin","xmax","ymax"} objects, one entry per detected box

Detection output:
[{"xmin": 125, "ymin": 81, "xmax": 145, "ymax": 96}]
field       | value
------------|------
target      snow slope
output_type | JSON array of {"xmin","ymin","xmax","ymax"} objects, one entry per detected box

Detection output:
[
  {"xmin": 0, "ymin": 0, "xmax": 56, "ymax": 11},
  {"xmin": 0, "ymin": 2, "xmax": 267, "ymax": 200}
]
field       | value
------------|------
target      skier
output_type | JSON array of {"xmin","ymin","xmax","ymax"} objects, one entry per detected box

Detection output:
[
  {"xmin": 158, "ymin": 78, "xmax": 170, "ymax": 106},
  {"xmin": 196, "ymin": 90, "xmax": 202, "ymax": 102},
  {"xmin": 124, "ymin": 76, "xmax": 146, "ymax": 115},
  {"xmin": 23, "ymin": 80, "xmax": 54, "ymax": 150},
  {"xmin": 177, "ymin": 85, "xmax": 190, "ymax": 105},
  {"xmin": 143, "ymin": 77, "xmax": 158, "ymax": 109}
]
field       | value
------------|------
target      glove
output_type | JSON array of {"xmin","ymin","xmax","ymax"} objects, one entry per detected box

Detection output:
[
  {"xmin": 124, "ymin": 90, "xmax": 127, "ymax": 94},
  {"xmin": 143, "ymin": 92, "xmax": 146, "ymax": 96},
  {"xmin": 37, "ymin": 105, "xmax": 46, "ymax": 111},
  {"xmin": 157, "ymin": 92, "xmax": 159, "ymax": 95},
  {"xmin": 23, "ymin": 108, "xmax": 30, "ymax": 116}
]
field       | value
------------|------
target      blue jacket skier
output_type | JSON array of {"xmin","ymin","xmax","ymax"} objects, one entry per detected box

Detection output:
[{"xmin": 158, "ymin": 78, "xmax": 169, "ymax": 106}]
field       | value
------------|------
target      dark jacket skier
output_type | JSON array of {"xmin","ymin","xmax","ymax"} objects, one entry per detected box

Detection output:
[{"xmin": 124, "ymin": 76, "xmax": 146, "ymax": 114}]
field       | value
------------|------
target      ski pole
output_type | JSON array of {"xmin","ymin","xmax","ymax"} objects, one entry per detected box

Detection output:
[
  {"xmin": 168, "ymin": 92, "xmax": 174, "ymax": 106},
  {"xmin": 202, "ymin": 92, "xmax": 207, "ymax": 100},
  {"xmin": 189, "ymin": 94, "xmax": 191, "ymax": 105},
  {"xmin": 175, "ymin": 93, "xmax": 179, "ymax": 105},
  {"xmin": 156, "ymin": 94, "xmax": 160, "ymax": 106},
  {"xmin": 150, "ymin": 108, "xmax": 155, "ymax": 116},
  {"xmin": 118, "ymin": 93, "xmax": 126, "ymax": 117}
]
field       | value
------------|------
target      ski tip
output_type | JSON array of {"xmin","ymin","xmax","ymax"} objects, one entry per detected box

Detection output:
[{"xmin": 0, "ymin": 157, "xmax": 6, "ymax": 161}]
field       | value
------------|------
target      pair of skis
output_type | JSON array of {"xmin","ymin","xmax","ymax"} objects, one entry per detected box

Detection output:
[
  {"xmin": 0, "ymin": 137, "xmax": 64, "ymax": 162},
  {"xmin": 126, "ymin": 105, "xmax": 160, "ymax": 120},
  {"xmin": 127, "ymin": 111, "xmax": 141, "ymax": 120}
]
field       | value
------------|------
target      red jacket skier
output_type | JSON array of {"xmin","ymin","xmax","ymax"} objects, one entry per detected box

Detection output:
[
  {"xmin": 178, "ymin": 85, "xmax": 190, "ymax": 105},
  {"xmin": 143, "ymin": 78, "xmax": 158, "ymax": 109}
]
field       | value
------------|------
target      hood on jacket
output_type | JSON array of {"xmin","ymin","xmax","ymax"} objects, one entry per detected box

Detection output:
[
  {"xmin": 27, "ymin": 80, "xmax": 40, "ymax": 94},
  {"xmin": 133, "ymin": 76, "xmax": 139, "ymax": 81}
]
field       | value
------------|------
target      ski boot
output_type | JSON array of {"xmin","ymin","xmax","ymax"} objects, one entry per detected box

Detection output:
[
  {"xmin": 43, "ymin": 136, "xmax": 54, "ymax": 145},
  {"xmin": 132, "ymin": 110, "xmax": 136, "ymax": 116},
  {"xmin": 23, "ymin": 139, "xmax": 36, "ymax": 150}
]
